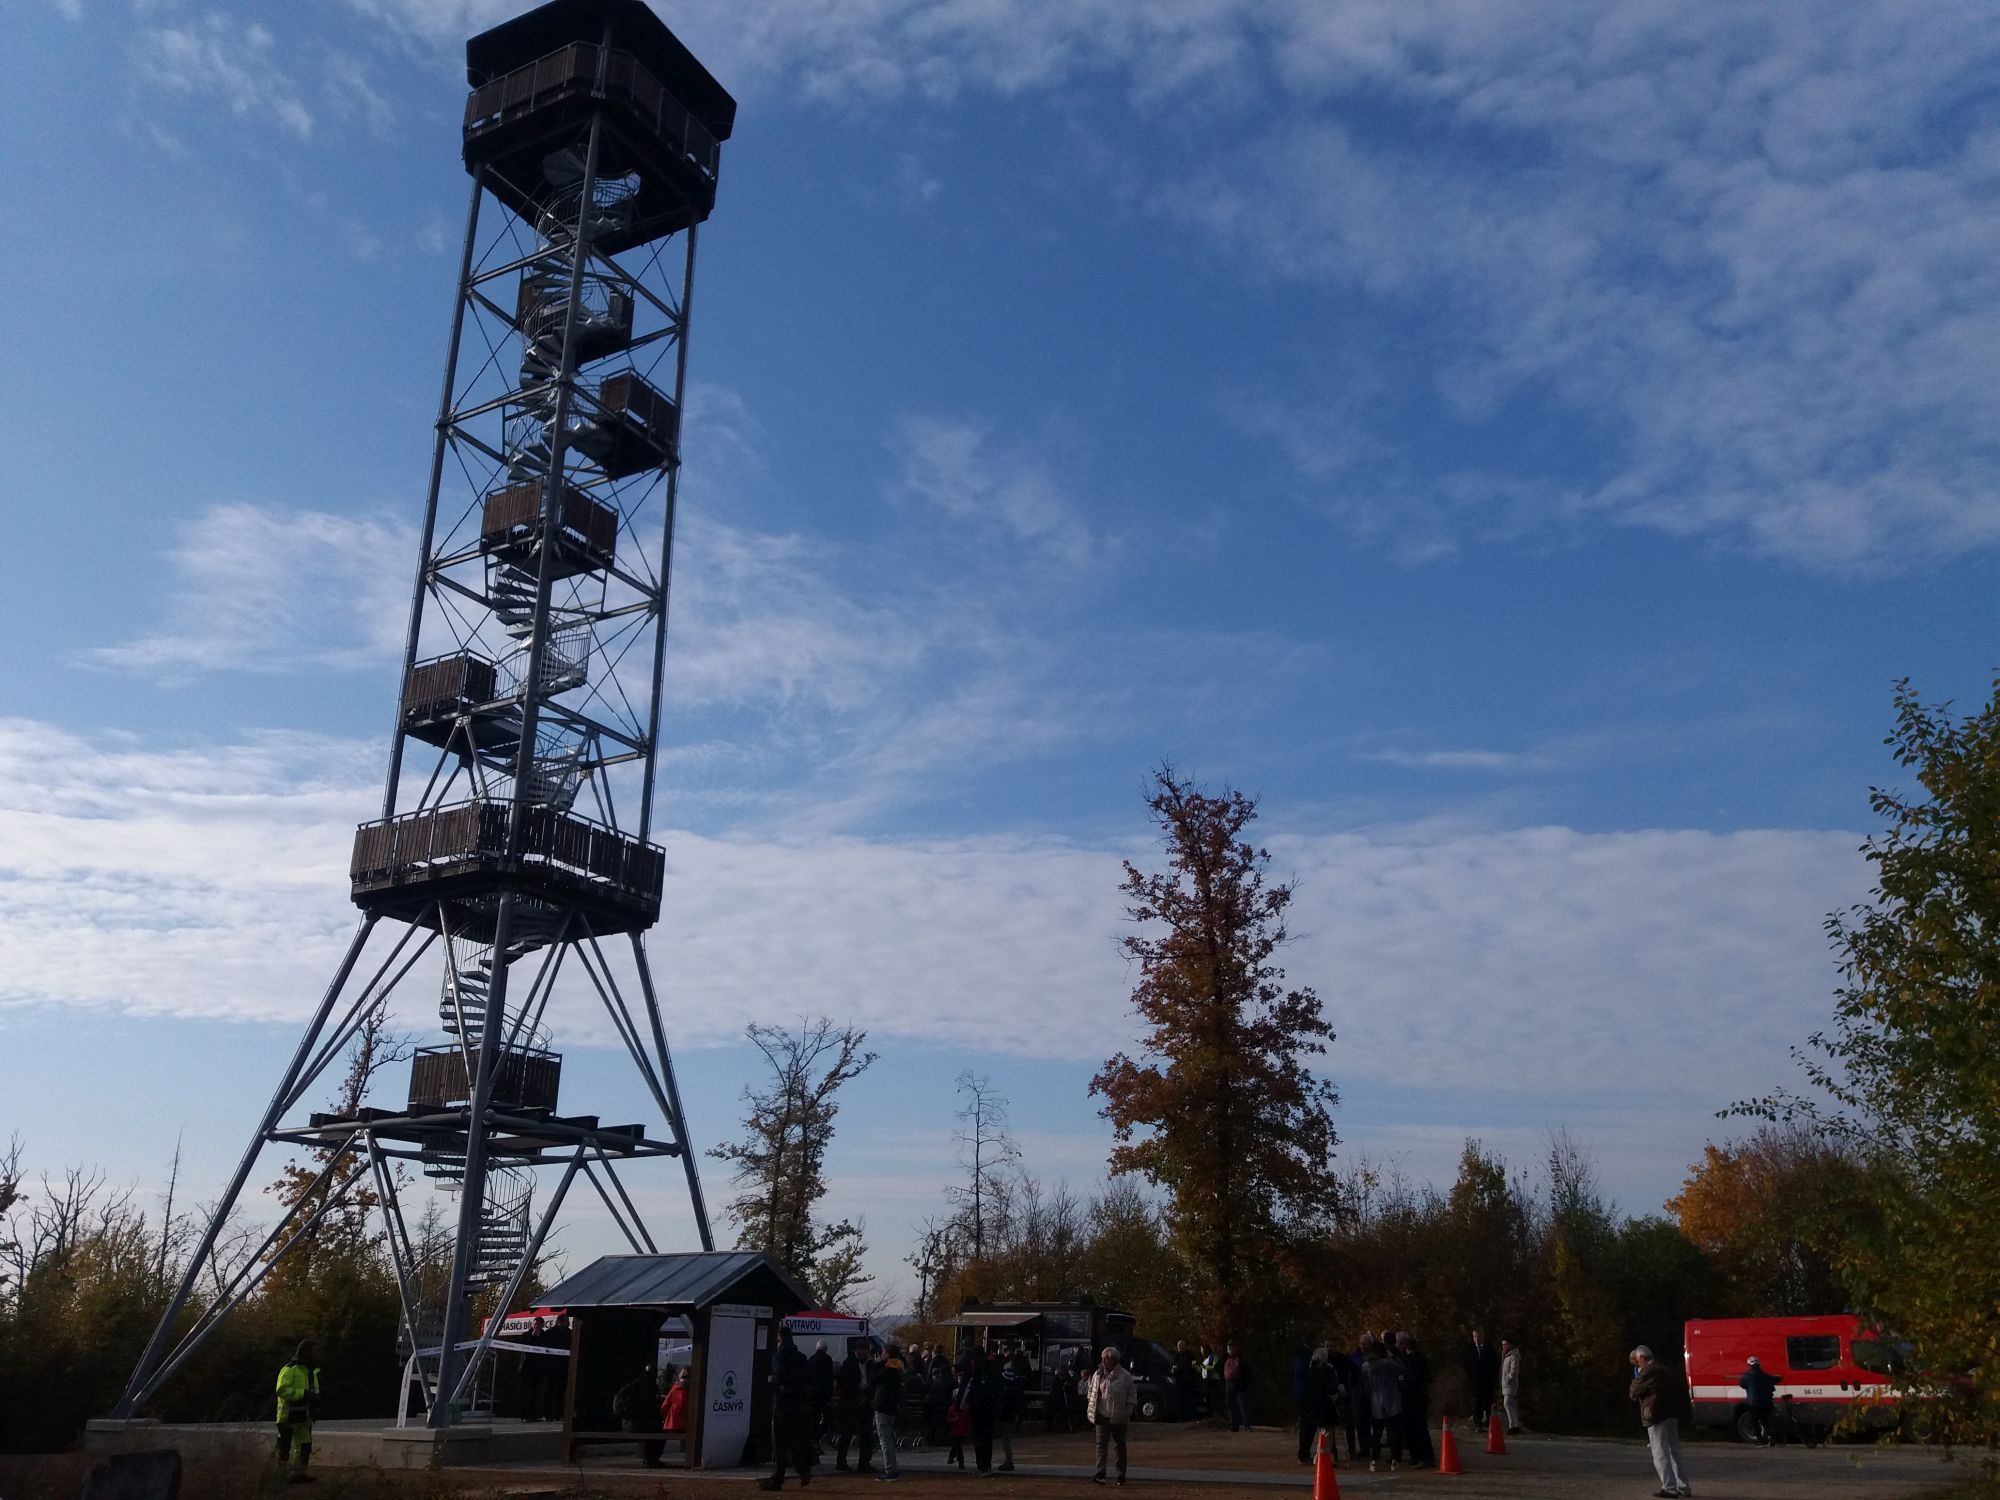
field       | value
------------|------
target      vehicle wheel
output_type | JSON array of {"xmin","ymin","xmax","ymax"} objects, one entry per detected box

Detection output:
[
  {"xmin": 1733, "ymin": 1410, "xmax": 1761, "ymax": 1444},
  {"xmin": 1139, "ymin": 1398, "xmax": 1161, "ymax": 1422}
]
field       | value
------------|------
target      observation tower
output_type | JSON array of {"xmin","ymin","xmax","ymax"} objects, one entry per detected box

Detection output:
[{"xmin": 115, "ymin": 0, "xmax": 735, "ymax": 1429}]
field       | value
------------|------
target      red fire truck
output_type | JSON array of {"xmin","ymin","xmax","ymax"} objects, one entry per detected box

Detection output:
[{"xmin": 1684, "ymin": 1315, "xmax": 1905, "ymax": 1440}]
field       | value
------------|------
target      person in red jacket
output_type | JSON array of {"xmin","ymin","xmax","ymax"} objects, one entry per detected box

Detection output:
[
  {"xmin": 661, "ymin": 1367, "xmax": 690, "ymax": 1440},
  {"xmin": 946, "ymin": 1397, "xmax": 972, "ymax": 1468}
]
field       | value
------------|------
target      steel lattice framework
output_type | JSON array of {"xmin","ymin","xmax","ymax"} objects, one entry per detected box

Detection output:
[{"xmin": 115, "ymin": 0, "xmax": 737, "ymax": 1430}]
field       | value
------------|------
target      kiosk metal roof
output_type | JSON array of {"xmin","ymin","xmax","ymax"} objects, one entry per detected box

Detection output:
[{"xmin": 541, "ymin": 1250, "xmax": 811, "ymax": 1311}]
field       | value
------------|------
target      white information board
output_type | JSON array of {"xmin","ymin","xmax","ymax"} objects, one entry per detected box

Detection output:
[{"xmin": 701, "ymin": 1312, "xmax": 758, "ymax": 1467}]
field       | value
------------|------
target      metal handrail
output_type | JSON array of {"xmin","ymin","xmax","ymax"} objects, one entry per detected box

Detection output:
[
  {"xmin": 350, "ymin": 798, "xmax": 663, "ymax": 904},
  {"xmin": 462, "ymin": 42, "xmax": 720, "ymax": 182}
]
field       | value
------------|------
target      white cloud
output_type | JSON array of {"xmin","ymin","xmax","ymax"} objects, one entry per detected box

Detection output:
[
  {"xmin": 136, "ymin": 15, "xmax": 314, "ymax": 139},
  {"xmin": 91, "ymin": 502, "xmax": 413, "ymax": 675},
  {"xmin": 416, "ymin": 213, "xmax": 453, "ymax": 255},
  {"xmin": 0, "ymin": 720, "xmax": 375, "ymax": 1025},
  {"xmin": 340, "ymin": 0, "xmax": 1253, "ymax": 106},
  {"xmin": 893, "ymin": 150, "xmax": 942, "ymax": 205},
  {"xmin": 345, "ymin": 0, "xmax": 2000, "ymax": 572},
  {"xmin": 300, "ymin": 189, "xmax": 386, "ymax": 261},
  {"xmin": 0, "ymin": 716, "xmax": 1865, "ymax": 1124},
  {"xmin": 322, "ymin": 48, "xmax": 396, "ymax": 138},
  {"xmin": 1360, "ymin": 748, "xmax": 1554, "ymax": 773},
  {"xmin": 665, "ymin": 514, "xmax": 926, "ymax": 717},
  {"xmin": 1270, "ymin": 822, "xmax": 1864, "ymax": 1109},
  {"xmin": 0, "ymin": 714, "xmax": 1866, "ymax": 1292},
  {"xmin": 1195, "ymin": 3, "xmax": 2000, "ymax": 570},
  {"xmin": 892, "ymin": 415, "xmax": 1096, "ymax": 570},
  {"xmin": 652, "ymin": 508, "xmax": 1110, "ymax": 828}
]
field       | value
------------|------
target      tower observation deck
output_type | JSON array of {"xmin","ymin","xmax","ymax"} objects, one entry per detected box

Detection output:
[{"xmin": 115, "ymin": 0, "xmax": 737, "ymax": 1430}]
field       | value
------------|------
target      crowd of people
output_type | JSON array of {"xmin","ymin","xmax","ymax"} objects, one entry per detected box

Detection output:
[
  {"xmin": 588, "ymin": 1313, "xmax": 1785, "ymax": 1500},
  {"xmin": 271, "ymin": 1320, "xmax": 1774, "ymax": 1497},
  {"xmin": 1274, "ymin": 1328, "xmax": 1522, "ymax": 1475},
  {"xmin": 608, "ymin": 1322, "xmax": 1534, "ymax": 1486},
  {"xmin": 753, "ymin": 1326, "xmax": 1044, "ymax": 1487}
]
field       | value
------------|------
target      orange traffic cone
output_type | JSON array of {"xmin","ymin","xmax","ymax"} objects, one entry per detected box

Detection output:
[
  {"xmin": 1486, "ymin": 1408, "xmax": 1508, "ymax": 1455},
  {"xmin": 1312, "ymin": 1426, "xmax": 1341, "ymax": 1500},
  {"xmin": 1437, "ymin": 1415, "xmax": 1464, "ymax": 1475}
]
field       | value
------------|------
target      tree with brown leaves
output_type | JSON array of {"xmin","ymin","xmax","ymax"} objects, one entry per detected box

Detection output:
[{"xmin": 1090, "ymin": 765, "xmax": 1339, "ymax": 1341}]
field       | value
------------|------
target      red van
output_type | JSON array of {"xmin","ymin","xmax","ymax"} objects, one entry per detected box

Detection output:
[{"xmin": 1684, "ymin": 1315, "xmax": 1903, "ymax": 1440}]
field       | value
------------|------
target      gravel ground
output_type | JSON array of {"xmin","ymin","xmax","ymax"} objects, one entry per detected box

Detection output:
[
  {"xmin": 4, "ymin": 1421, "xmax": 1969, "ymax": 1500},
  {"xmin": 490, "ymin": 1420, "xmax": 1967, "ymax": 1499},
  {"xmin": 925, "ymin": 1420, "xmax": 1962, "ymax": 1495}
]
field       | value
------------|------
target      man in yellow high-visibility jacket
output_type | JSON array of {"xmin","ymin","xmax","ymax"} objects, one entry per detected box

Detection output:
[{"xmin": 275, "ymin": 1339, "xmax": 321, "ymax": 1479}]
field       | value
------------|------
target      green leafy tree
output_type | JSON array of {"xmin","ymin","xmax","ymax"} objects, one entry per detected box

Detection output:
[
  {"xmin": 1434, "ymin": 1141, "xmax": 1541, "ymax": 1353},
  {"xmin": 809, "ymin": 1220, "xmax": 875, "ymax": 1310},
  {"xmin": 1605, "ymin": 1216, "xmax": 1724, "ymax": 1362},
  {"xmin": 1739, "ymin": 678, "xmax": 2000, "ymax": 1452},
  {"xmin": 1537, "ymin": 1132, "xmax": 1625, "ymax": 1430},
  {"xmin": 1090, "ymin": 765, "xmax": 1339, "ymax": 1342}
]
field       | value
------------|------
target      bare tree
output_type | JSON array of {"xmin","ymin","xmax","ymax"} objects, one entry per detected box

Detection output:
[
  {"xmin": 949, "ymin": 1072, "xmax": 1020, "ymax": 1260},
  {"xmin": 1008, "ymin": 1177, "xmax": 1087, "ymax": 1300},
  {"xmin": 153, "ymin": 1134, "xmax": 191, "ymax": 1295},
  {"xmin": 0, "ymin": 1134, "xmax": 25, "ymax": 1298}
]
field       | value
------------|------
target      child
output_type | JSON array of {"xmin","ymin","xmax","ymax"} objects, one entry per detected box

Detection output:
[
  {"xmin": 661, "ymin": 1368, "xmax": 690, "ymax": 1438},
  {"xmin": 946, "ymin": 1398, "xmax": 971, "ymax": 1468}
]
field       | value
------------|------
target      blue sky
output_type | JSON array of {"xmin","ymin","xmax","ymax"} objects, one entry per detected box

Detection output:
[{"xmin": 2, "ymin": 0, "xmax": 1997, "ymax": 1305}]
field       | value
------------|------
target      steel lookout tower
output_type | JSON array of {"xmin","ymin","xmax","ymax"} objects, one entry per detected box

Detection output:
[{"xmin": 115, "ymin": 0, "xmax": 736, "ymax": 1429}]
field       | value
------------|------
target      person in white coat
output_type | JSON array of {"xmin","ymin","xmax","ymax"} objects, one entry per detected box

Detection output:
[
  {"xmin": 1086, "ymin": 1346, "xmax": 1138, "ymax": 1486},
  {"xmin": 1499, "ymin": 1341, "xmax": 1523, "ymax": 1434}
]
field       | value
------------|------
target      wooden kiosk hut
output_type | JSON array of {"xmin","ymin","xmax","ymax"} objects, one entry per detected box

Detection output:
[{"xmin": 542, "ymin": 1251, "xmax": 810, "ymax": 1467}]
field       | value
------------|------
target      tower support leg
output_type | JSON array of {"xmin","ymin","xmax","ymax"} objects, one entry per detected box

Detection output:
[
  {"xmin": 428, "ymin": 892, "xmax": 518, "ymax": 1427},
  {"xmin": 113, "ymin": 917, "xmax": 378, "ymax": 1417},
  {"xmin": 629, "ymin": 932, "xmax": 713, "ymax": 1250}
]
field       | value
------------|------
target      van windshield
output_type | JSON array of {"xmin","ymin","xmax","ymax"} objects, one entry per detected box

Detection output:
[
  {"xmin": 1122, "ymin": 1339, "xmax": 1174, "ymax": 1377},
  {"xmin": 1852, "ymin": 1338, "xmax": 1910, "ymax": 1375}
]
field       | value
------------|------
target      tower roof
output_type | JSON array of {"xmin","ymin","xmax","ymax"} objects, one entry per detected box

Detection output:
[{"xmin": 466, "ymin": 0, "xmax": 737, "ymax": 142}]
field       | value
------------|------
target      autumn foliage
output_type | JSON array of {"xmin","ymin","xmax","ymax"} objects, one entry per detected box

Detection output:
[
  {"xmin": 1090, "ymin": 766, "xmax": 1340, "ymax": 1341},
  {"xmin": 1664, "ymin": 1125, "xmax": 1874, "ymax": 1315}
]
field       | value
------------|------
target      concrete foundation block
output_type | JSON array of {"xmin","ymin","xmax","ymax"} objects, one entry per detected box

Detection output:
[
  {"xmin": 376, "ymin": 1423, "xmax": 496, "ymax": 1468},
  {"xmin": 79, "ymin": 1448, "xmax": 182, "ymax": 1500}
]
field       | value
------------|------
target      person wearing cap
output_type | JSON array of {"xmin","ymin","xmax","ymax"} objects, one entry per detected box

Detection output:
[
  {"xmin": 1738, "ymin": 1355, "xmax": 1780, "ymax": 1446},
  {"xmin": 1629, "ymin": 1345, "xmax": 1693, "ymax": 1499},
  {"xmin": 1085, "ymin": 1345, "xmax": 1137, "ymax": 1486},
  {"xmin": 274, "ymin": 1338, "xmax": 321, "ymax": 1481}
]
